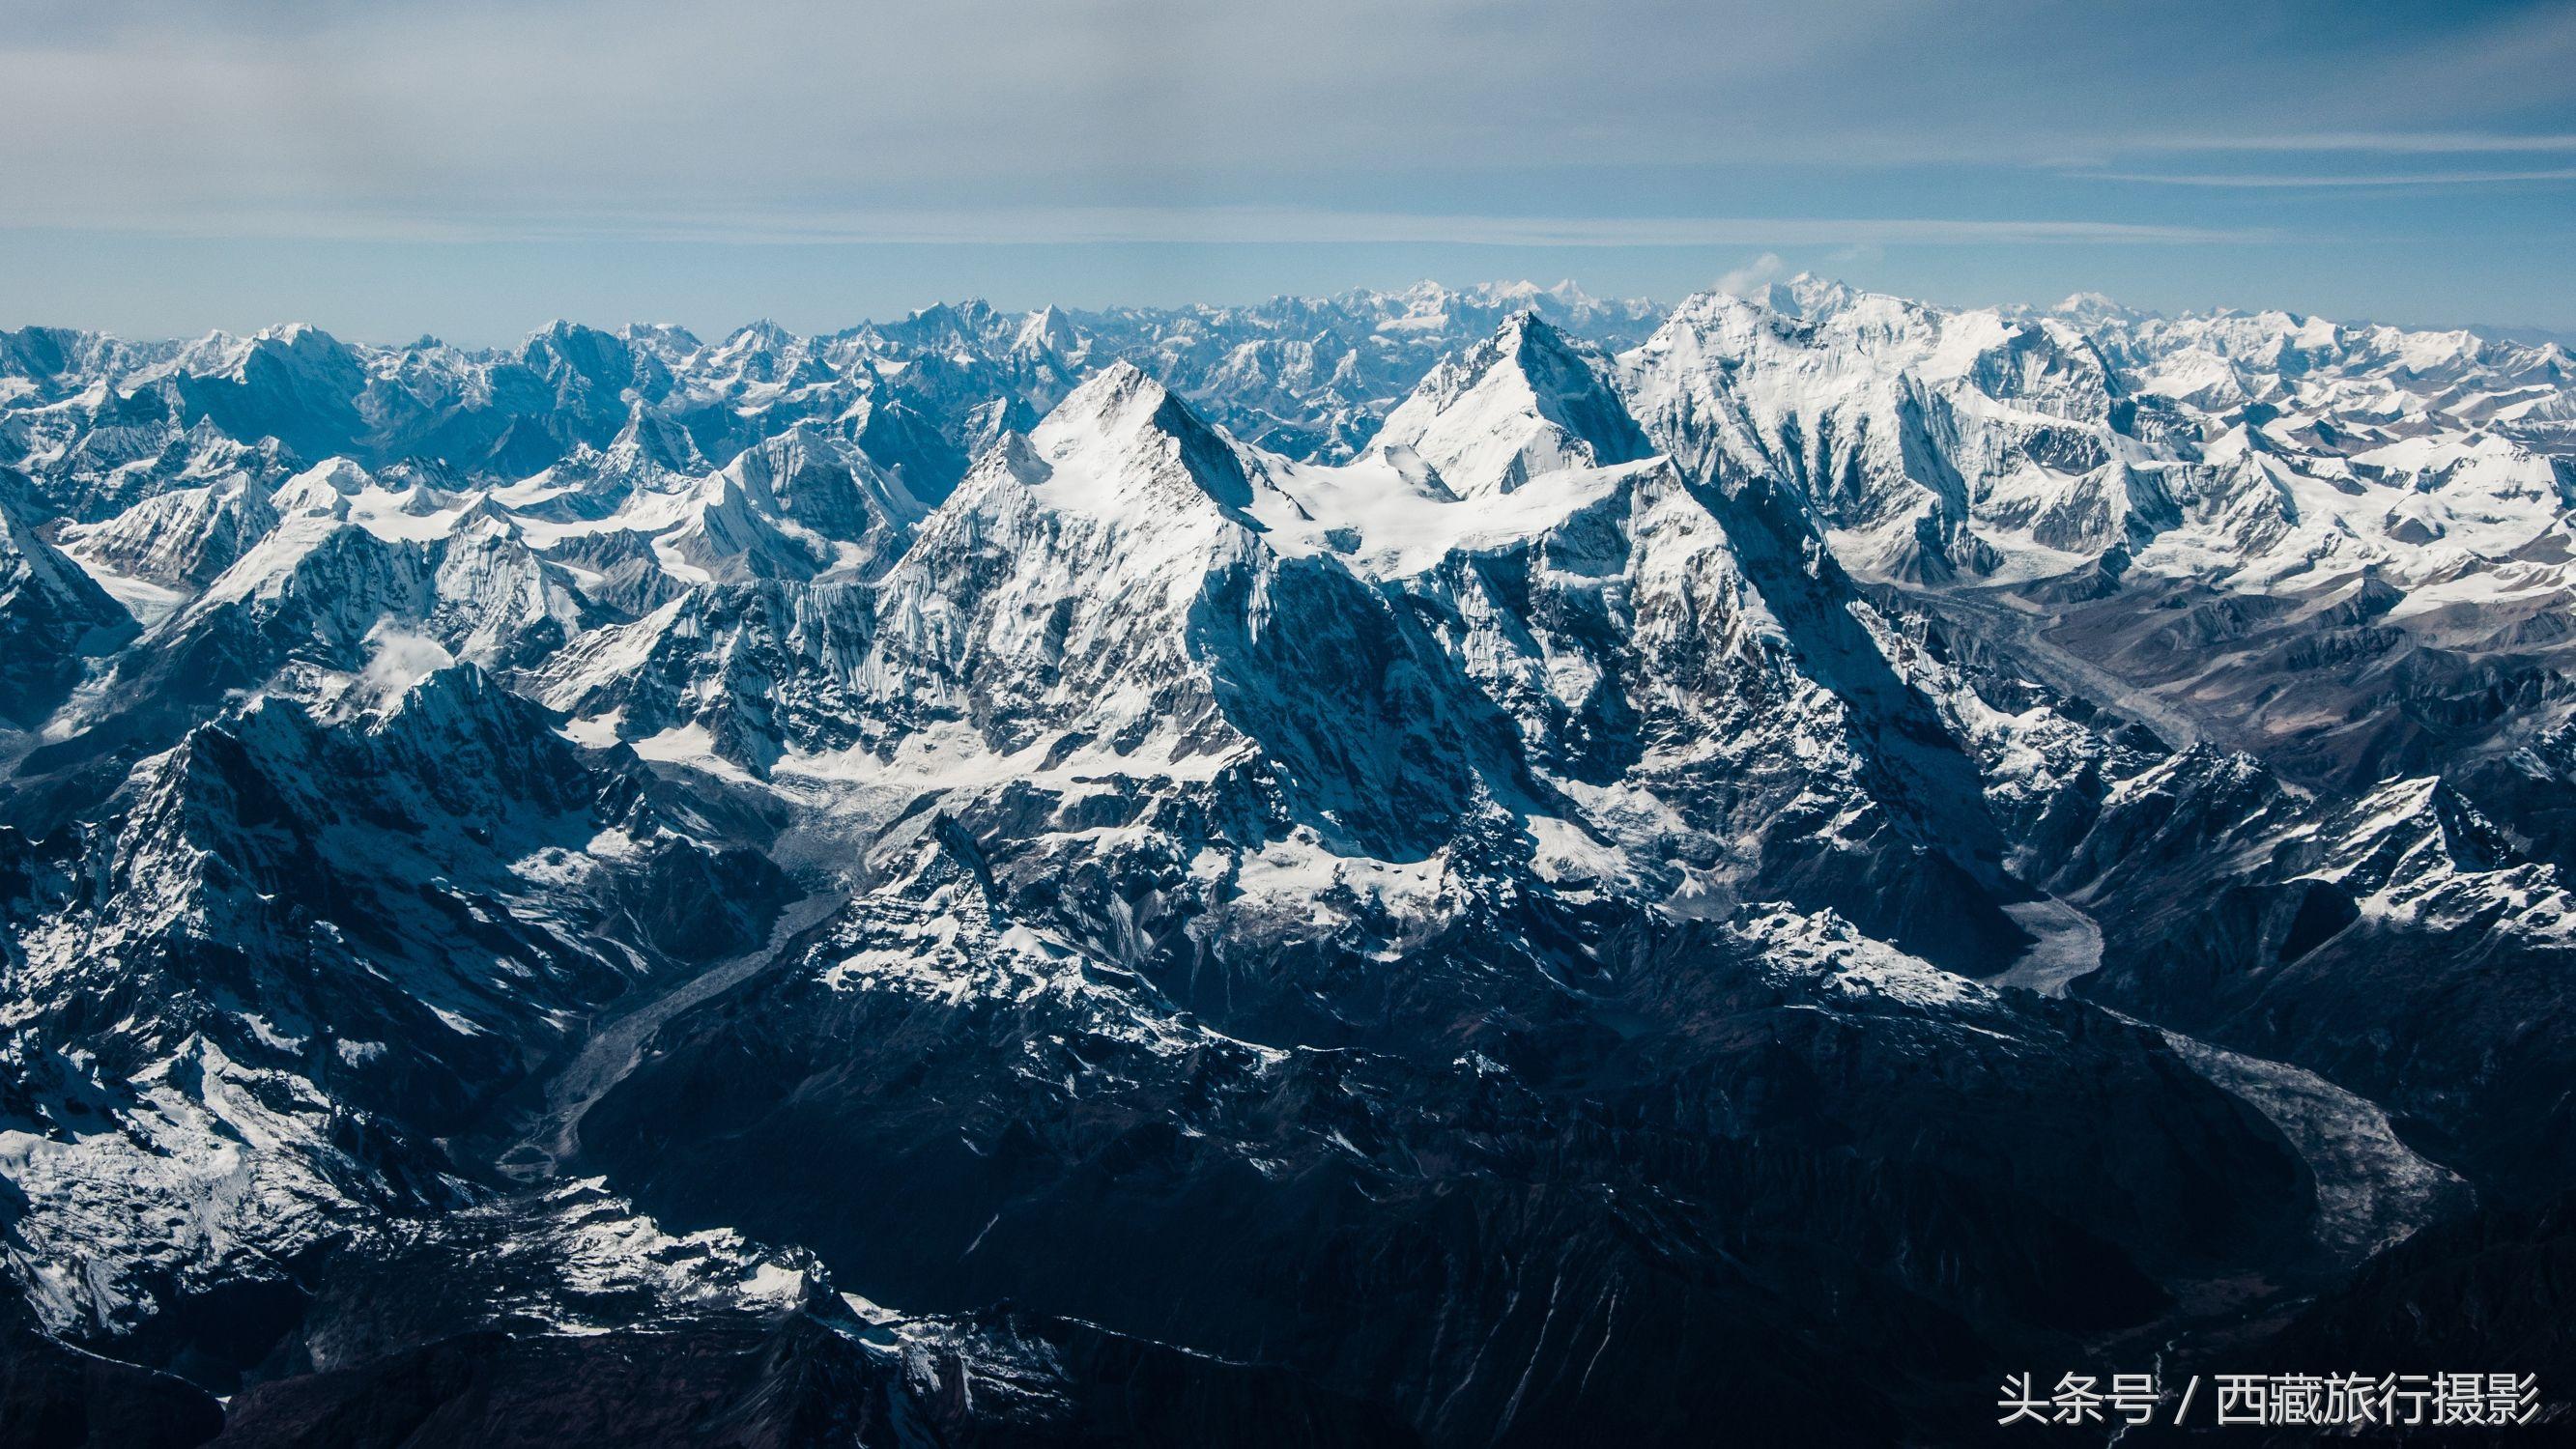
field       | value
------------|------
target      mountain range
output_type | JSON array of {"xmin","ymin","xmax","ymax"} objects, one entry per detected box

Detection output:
[{"xmin": 3, "ymin": 275, "xmax": 2572, "ymax": 1445}]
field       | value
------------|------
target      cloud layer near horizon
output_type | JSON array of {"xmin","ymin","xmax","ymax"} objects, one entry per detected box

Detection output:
[{"xmin": 2, "ymin": 0, "xmax": 2569, "ymax": 339}]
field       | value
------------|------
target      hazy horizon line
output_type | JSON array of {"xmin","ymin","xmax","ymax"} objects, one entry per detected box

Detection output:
[{"xmin": 12, "ymin": 270, "xmax": 2571, "ymax": 355}]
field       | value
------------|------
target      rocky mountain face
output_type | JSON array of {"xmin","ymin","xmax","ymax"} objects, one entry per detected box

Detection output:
[{"xmin": 2, "ymin": 278, "xmax": 2572, "ymax": 1444}]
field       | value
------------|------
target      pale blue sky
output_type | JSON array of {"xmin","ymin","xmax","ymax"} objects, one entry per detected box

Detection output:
[{"xmin": 3, "ymin": 0, "xmax": 2571, "ymax": 344}]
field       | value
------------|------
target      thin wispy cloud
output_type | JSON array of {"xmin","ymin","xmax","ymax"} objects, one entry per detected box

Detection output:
[
  {"xmin": 2130, "ymin": 131, "xmax": 2576, "ymax": 155},
  {"xmin": 2085, "ymin": 168, "xmax": 2576, "ymax": 189},
  {"xmin": 1716, "ymin": 253, "xmax": 1789, "ymax": 296},
  {"xmin": 0, "ymin": 206, "xmax": 2271, "ymax": 248}
]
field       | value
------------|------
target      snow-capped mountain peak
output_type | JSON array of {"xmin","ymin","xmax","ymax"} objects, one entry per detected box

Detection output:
[
  {"xmin": 1027, "ymin": 359, "xmax": 1259, "ymax": 515},
  {"xmin": 1371, "ymin": 312, "xmax": 1651, "ymax": 497}
]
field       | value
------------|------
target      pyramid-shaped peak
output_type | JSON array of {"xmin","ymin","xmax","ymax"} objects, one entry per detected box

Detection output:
[
  {"xmin": 368, "ymin": 661, "xmax": 595, "ymax": 810},
  {"xmin": 1014, "ymin": 304, "xmax": 1082, "ymax": 356},
  {"xmin": 1373, "ymin": 312, "xmax": 1649, "ymax": 497},
  {"xmin": 607, "ymin": 407, "xmax": 706, "ymax": 473},
  {"xmin": 1493, "ymin": 308, "xmax": 1583, "ymax": 355},
  {"xmin": 379, "ymin": 656, "xmax": 502, "ymax": 728},
  {"xmin": 1048, "ymin": 358, "xmax": 1165, "ymax": 424},
  {"xmin": 1030, "ymin": 361, "xmax": 1252, "ymax": 511},
  {"xmin": 452, "ymin": 494, "xmax": 524, "ymax": 535}
]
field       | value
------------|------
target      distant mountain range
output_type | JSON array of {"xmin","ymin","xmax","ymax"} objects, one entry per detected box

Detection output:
[{"xmin": 4, "ymin": 276, "xmax": 2572, "ymax": 1445}]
